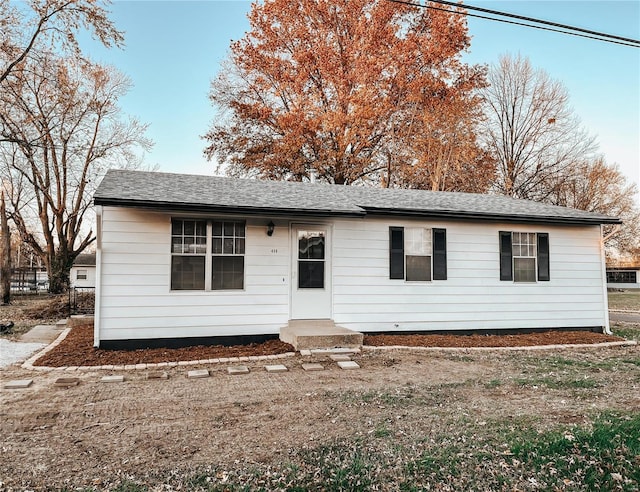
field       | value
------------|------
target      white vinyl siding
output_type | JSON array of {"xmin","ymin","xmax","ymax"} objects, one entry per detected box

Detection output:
[
  {"xmin": 70, "ymin": 266, "xmax": 96, "ymax": 288},
  {"xmin": 97, "ymin": 207, "xmax": 289, "ymax": 342},
  {"xmin": 96, "ymin": 208, "xmax": 608, "ymax": 343},
  {"xmin": 331, "ymin": 218, "xmax": 607, "ymax": 333}
]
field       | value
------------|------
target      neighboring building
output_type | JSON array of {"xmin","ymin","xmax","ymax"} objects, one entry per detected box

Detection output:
[
  {"xmin": 92, "ymin": 169, "xmax": 619, "ymax": 349},
  {"xmin": 70, "ymin": 253, "xmax": 96, "ymax": 288},
  {"xmin": 606, "ymin": 264, "xmax": 640, "ymax": 289}
]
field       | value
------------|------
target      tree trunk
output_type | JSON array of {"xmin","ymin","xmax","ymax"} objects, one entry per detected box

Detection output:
[
  {"xmin": 0, "ymin": 193, "xmax": 10, "ymax": 304},
  {"xmin": 47, "ymin": 251, "xmax": 73, "ymax": 294}
]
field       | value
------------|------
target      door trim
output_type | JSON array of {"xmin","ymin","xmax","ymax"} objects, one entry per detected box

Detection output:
[{"xmin": 290, "ymin": 222, "xmax": 332, "ymax": 320}]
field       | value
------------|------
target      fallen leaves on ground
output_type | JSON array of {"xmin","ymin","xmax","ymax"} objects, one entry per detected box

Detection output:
[
  {"xmin": 34, "ymin": 324, "xmax": 295, "ymax": 367},
  {"xmin": 364, "ymin": 331, "xmax": 623, "ymax": 348},
  {"xmin": 32, "ymin": 324, "xmax": 624, "ymax": 367}
]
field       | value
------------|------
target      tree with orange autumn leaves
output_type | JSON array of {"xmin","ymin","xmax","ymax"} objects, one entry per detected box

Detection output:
[{"xmin": 205, "ymin": 0, "xmax": 492, "ymax": 191}]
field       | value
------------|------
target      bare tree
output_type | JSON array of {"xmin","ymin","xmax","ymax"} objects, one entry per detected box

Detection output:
[
  {"xmin": 548, "ymin": 157, "xmax": 640, "ymax": 257},
  {"xmin": 482, "ymin": 54, "xmax": 596, "ymax": 200},
  {"xmin": 0, "ymin": 53, "xmax": 150, "ymax": 293},
  {"xmin": 0, "ymin": 191, "xmax": 10, "ymax": 304},
  {"xmin": 388, "ymin": 95, "xmax": 496, "ymax": 192}
]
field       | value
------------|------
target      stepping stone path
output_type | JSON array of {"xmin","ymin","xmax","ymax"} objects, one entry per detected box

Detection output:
[
  {"xmin": 55, "ymin": 377, "xmax": 80, "ymax": 387},
  {"xmin": 4, "ymin": 379, "xmax": 33, "ymax": 389},
  {"xmin": 337, "ymin": 361, "xmax": 360, "ymax": 370},
  {"xmin": 101, "ymin": 375, "xmax": 124, "ymax": 383},
  {"xmin": 329, "ymin": 354, "xmax": 352, "ymax": 362},
  {"xmin": 187, "ymin": 369, "xmax": 209, "ymax": 379},
  {"xmin": 147, "ymin": 371, "xmax": 169, "ymax": 380},
  {"xmin": 11, "ymin": 347, "xmax": 363, "ymax": 389},
  {"xmin": 311, "ymin": 348, "xmax": 359, "ymax": 355}
]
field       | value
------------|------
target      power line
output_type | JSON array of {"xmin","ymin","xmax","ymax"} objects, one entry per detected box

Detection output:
[
  {"xmin": 429, "ymin": 0, "xmax": 639, "ymax": 45},
  {"xmin": 387, "ymin": 0, "xmax": 640, "ymax": 48}
]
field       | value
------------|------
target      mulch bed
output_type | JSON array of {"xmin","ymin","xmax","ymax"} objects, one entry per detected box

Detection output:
[
  {"xmin": 32, "ymin": 324, "xmax": 626, "ymax": 367},
  {"xmin": 364, "ymin": 331, "xmax": 623, "ymax": 348},
  {"xmin": 33, "ymin": 324, "xmax": 295, "ymax": 367}
]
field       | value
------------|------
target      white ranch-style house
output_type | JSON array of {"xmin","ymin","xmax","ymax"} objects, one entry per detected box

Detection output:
[{"xmin": 92, "ymin": 170, "xmax": 620, "ymax": 349}]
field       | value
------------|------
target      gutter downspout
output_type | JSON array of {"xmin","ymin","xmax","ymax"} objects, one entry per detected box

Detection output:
[
  {"xmin": 600, "ymin": 224, "xmax": 621, "ymax": 334},
  {"xmin": 93, "ymin": 206, "xmax": 103, "ymax": 348}
]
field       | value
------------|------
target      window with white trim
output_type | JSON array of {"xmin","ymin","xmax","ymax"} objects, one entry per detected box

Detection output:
[
  {"xmin": 405, "ymin": 227, "xmax": 432, "ymax": 281},
  {"xmin": 171, "ymin": 219, "xmax": 207, "ymax": 290},
  {"xmin": 389, "ymin": 227, "xmax": 447, "ymax": 281},
  {"xmin": 76, "ymin": 269, "xmax": 87, "ymax": 280},
  {"xmin": 212, "ymin": 220, "xmax": 245, "ymax": 290},
  {"xmin": 499, "ymin": 231, "xmax": 550, "ymax": 283},
  {"xmin": 512, "ymin": 232, "xmax": 536, "ymax": 282},
  {"xmin": 170, "ymin": 218, "xmax": 245, "ymax": 291}
]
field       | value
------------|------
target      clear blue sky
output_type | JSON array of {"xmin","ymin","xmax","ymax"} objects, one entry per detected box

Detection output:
[{"xmin": 80, "ymin": 0, "xmax": 640, "ymax": 195}]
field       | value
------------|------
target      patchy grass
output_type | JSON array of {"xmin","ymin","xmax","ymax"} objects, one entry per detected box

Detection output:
[
  {"xmin": 63, "ymin": 413, "xmax": 638, "ymax": 491},
  {"xmin": 514, "ymin": 351, "xmax": 640, "ymax": 376},
  {"xmin": 339, "ymin": 387, "xmax": 417, "ymax": 406},
  {"xmin": 608, "ymin": 290, "xmax": 640, "ymax": 311},
  {"xmin": 338, "ymin": 381, "xmax": 476, "ymax": 411},
  {"xmin": 374, "ymin": 425, "xmax": 393, "ymax": 438},
  {"xmin": 621, "ymin": 357, "xmax": 640, "ymax": 366},
  {"xmin": 484, "ymin": 378, "xmax": 503, "ymax": 389},
  {"xmin": 515, "ymin": 375, "xmax": 600, "ymax": 390},
  {"xmin": 612, "ymin": 322, "xmax": 640, "ymax": 342},
  {"xmin": 500, "ymin": 351, "xmax": 640, "ymax": 392},
  {"xmin": 510, "ymin": 413, "xmax": 640, "ymax": 491}
]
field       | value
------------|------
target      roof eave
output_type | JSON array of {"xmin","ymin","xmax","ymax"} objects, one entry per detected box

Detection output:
[
  {"xmin": 361, "ymin": 207, "xmax": 622, "ymax": 226},
  {"xmin": 93, "ymin": 198, "xmax": 366, "ymax": 218},
  {"xmin": 93, "ymin": 198, "xmax": 621, "ymax": 226}
]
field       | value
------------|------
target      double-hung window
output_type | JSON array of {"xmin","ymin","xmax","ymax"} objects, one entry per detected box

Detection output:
[
  {"xmin": 171, "ymin": 218, "xmax": 245, "ymax": 291},
  {"xmin": 389, "ymin": 227, "xmax": 447, "ymax": 281},
  {"xmin": 171, "ymin": 219, "xmax": 207, "ymax": 290},
  {"xmin": 499, "ymin": 231, "xmax": 549, "ymax": 282},
  {"xmin": 212, "ymin": 221, "xmax": 245, "ymax": 290}
]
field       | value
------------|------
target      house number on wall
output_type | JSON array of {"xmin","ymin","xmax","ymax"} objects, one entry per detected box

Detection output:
[{"xmin": 271, "ymin": 248, "xmax": 278, "ymax": 254}]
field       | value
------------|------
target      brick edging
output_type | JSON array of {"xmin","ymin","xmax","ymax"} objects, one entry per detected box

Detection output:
[
  {"xmin": 21, "ymin": 327, "xmax": 72, "ymax": 370},
  {"xmin": 21, "ymin": 329, "xmax": 637, "ymax": 372},
  {"xmin": 363, "ymin": 340, "xmax": 638, "ymax": 353}
]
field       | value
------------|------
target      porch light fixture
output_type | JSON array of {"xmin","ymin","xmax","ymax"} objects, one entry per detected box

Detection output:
[{"xmin": 267, "ymin": 220, "xmax": 275, "ymax": 236}]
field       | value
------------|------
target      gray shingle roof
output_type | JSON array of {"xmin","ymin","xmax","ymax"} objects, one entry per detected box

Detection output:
[
  {"xmin": 73, "ymin": 253, "xmax": 96, "ymax": 266},
  {"xmin": 94, "ymin": 169, "xmax": 620, "ymax": 225}
]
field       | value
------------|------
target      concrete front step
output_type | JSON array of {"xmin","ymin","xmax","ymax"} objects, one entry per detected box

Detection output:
[{"xmin": 280, "ymin": 320, "xmax": 363, "ymax": 350}]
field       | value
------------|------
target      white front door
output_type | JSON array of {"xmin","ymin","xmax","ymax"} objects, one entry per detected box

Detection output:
[{"xmin": 291, "ymin": 225, "xmax": 331, "ymax": 319}]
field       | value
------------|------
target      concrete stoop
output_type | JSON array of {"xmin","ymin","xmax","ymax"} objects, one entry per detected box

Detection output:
[{"xmin": 280, "ymin": 320, "xmax": 363, "ymax": 350}]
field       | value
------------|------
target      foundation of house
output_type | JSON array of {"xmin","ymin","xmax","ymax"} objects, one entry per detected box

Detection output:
[{"xmin": 280, "ymin": 320, "xmax": 364, "ymax": 350}]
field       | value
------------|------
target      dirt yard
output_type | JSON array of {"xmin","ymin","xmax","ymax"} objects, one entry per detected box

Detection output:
[
  {"xmin": 1, "ymin": 294, "xmax": 639, "ymax": 490},
  {"xmin": 2, "ymin": 340, "xmax": 639, "ymax": 490}
]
